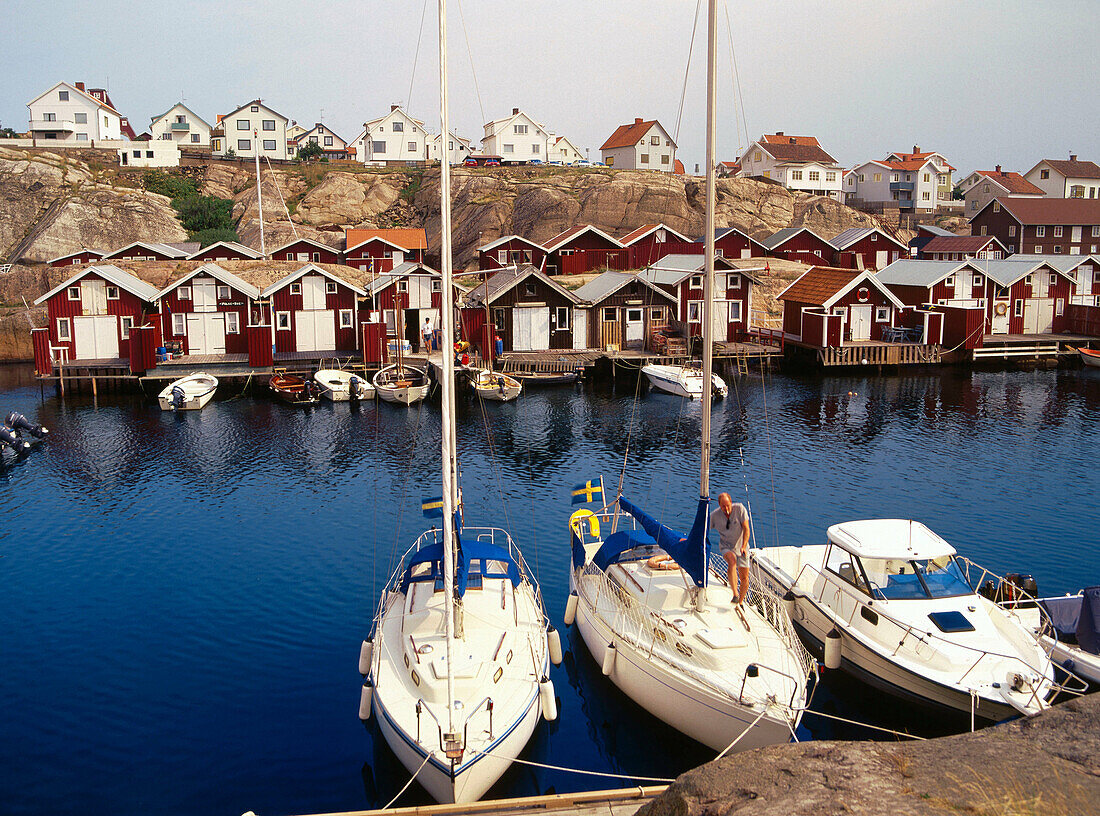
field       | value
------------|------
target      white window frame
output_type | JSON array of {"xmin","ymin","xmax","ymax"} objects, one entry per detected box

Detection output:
[
  {"xmin": 120, "ymin": 316, "xmax": 134, "ymax": 339},
  {"xmin": 396, "ymin": 280, "xmax": 408, "ymax": 293},
  {"xmin": 289, "ymin": 282, "xmax": 302, "ymax": 296},
  {"xmin": 650, "ymin": 307, "xmax": 664, "ymax": 321},
  {"xmin": 1054, "ymin": 225, "xmax": 1064, "ymax": 237},
  {"xmin": 555, "ymin": 306, "xmax": 571, "ymax": 330},
  {"xmin": 1036, "ymin": 226, "xmax": 1046, "ymax": 237},
  {"xmin": 687, "ymin": 302, "xmax": 702, "ymax": 323},
  {"xmin": 1013, "ymin": 300, "xmax": 1023, "ymax": 318},
  {"xmin": 276, "ymin": 311, "xmax": 291, "ymax": 331},
  {"xmin": 944, "ymin": 275, "xmax": 955, "ymax": 287},
  {"xmin": 728, "ymin": 274, "xmax": 741, "ymax": 290},
  {"xmin": 729, "ymin": 301, "xmax": 743, "ymax": 322},
  {"xmin": 226, "ymin": 312, "xmax": 240, "ymax": 334},
  {"xmin": 105, "ymin": 285, "xmax": 120, "ymax": 300},
  {"xmin": 172, "ymin": 313, "xmax": 186, "ymax": 336},
  {"xmin": 431, "ymin": 279, "xmax": 442, "ymax": 292},
  {"xmin": 973, "ymin": 274, "xmax": 984, "ymax": 287},
  {"xmin": 216, "ymin": 285, "xmax": 230, "ymax": 300},
  {"xmin": 57, "ymin": 318, "xmax": 71, "ymax": 340},
  {"xmin": 178, "ymin": 285, "xmax": 192, "ymax": 300},
  {"xmin": 339, "ymin": 309, "xmax": 354, "ymax": 329},
  {"xmin": 325, "ymin": 280, "xmax": 338, "ymax": 295},
  {"xmin": 689, "ymin": 275, "xmax": 703, "ymax": 289},
  {"xmin": 875, "ymin": 306, "xmax": 891, "ymax": 323},
  {"xmin": 67, "ymin": 286, "xmax": 81, "ymax": 301}
]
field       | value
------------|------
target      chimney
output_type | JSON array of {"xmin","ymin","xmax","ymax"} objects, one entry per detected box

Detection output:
[
  {"xmin": 391, "ymin": 104, "xmax": 400, "ymax": 112},
  {"xmin": 775, "ymin": 131, "xmax": 784, "ymax": 136},
  {"xmin": 635, "ymin": 117, "xmax": 643, "ymax": 125},
  {"xmin": 995, "ymin": 165, "xmax": 1002, "ymax": 173},
  {"xmin": 513, "ymin": 107, "xmax": 520, "ymax": 115},
  {"xmin": 913, "ymin": 145, "xmax": 920, "ymax": 154},
  {"xmin": 789, "ymin": 137, "xmax": 796, "ymax": 144},
  {"xmin": 1070, "ymin": 153, "xmax": 1078, "ymax": 162},
  {"xmin": 75, "ymin": 81, "xmax": 85, "ymax": 91}
]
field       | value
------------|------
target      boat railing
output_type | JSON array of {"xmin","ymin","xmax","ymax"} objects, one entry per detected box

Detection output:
[{"xmin": 414, "ymin": 697, "xmax": 445, "ymax": 750}]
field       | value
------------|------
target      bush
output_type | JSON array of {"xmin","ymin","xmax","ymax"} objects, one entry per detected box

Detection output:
[
  {"xmin": 190, "ymin": 227, "xmax": 241, "ymax": 247},
  {"xmin": 296, "ymin": 141, "xmax": 324, "ymax": 162},
  {"xmin": 142, "ymin": 170, "xmax": 200, "ymax": 200},
  {"xmin": 173, "ymin": 196, "xmax": 235, "ymax": 234}
]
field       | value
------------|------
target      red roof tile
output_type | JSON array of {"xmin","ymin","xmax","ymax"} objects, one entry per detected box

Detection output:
[
  {"xmin": 601, "ymin": 119, "xmax": 660, "ymax": 151},
  {"xmin": 762, "ymin": 134, "xmax": 820, "ymax": 146},
  {"xmin": 975, "ymin": 170, "xmax": 1045, "ymax": 196},
  {"xmin": 921, "ymin": 235, "xmax": 1004, "ymax": 253},
  {"xmin": 991, "ymin": 197, "xmax": 1100, "ymax": 225},
  {"xmin": 778, "ymin": 266, "xmax": 860, "ymax": 305},
  {"xmin": 345, "ymin": 228, "xmax": 428, "ymax": 251},
  {"xmin": 1041, "ymin": 159, "xmax": 1100, "ymax": 180},
  {"xmin": 758, "ymin": 134, "xmax": 837, "ymax": 164}
]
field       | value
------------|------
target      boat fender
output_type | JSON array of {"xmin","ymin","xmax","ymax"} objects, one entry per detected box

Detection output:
[
  {"xmin": 646, "ymin": 554, "xmax": 680, "ymax": 571},
  {"xmin": 358, "ymin": 639, "xmax": 374, "ymax": 676},
  {"xmin": 824, "ymin": 628, "xmax": 842, "ymax": 670},
  {"xmin": 6, "ymin": 412, "xmax": 48, "ymax": 438},
  {"xmin": 601, "ymin": 642, "xmax": 617, "ymax": 676},
  {"xmin": 563, "ymin": 592, "xmax": 579, "ymax": 627},
  {"xmin": 0, "ymin": 425, "xmax": 31, "ymax": 454},
  {"xmin": 358, "ymin": 678, "xmax": 374, "ymax": 721},
  {"xmin": 782, "ymin": 589, "xmax": 797, "ymax": 619},
  {"xmin": 171, "ymin": 385, "xmax": 186, "ymax": 410},
  {"xmin": 547, "ymin": 626, "xmax": 563, "ymax": 666},
  {"xmin": 539, "ymin": 677, "xmax": 558, "ymax": 721}
]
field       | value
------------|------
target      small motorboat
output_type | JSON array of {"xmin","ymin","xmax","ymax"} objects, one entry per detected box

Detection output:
[
  {"xmin": 373, "ymin": 364, "xmax": 430, "ymax": 405},
  {"xmin": 469, "ymin": 368, "xmax": 522, "ymax": 402},
  {"xmin": 314, "ymin": 369, "xmax": 375, "ymax": 402},
  {"xmin": 754, "ymin": 520, "xmax": 1064, "ymax": 722},
  {"xmin": 1076, "ymin": 347, "xmax": 1100, "ymax": 368},
  {"xmin": 642, "ymin": 362, "xmax": 727, "ymax": 399},
  {"xmin": 511, "ymin": 370, "xmax": 580, "ymax": 387},
  {"xmin": 157, "ymin": 373, "xmax": 219, "ymax": 411},
  {"xmin": 1017, "ymin": 587, "xmax": 1100, "ymax": 685},
  {"xmin": 269, "ymin": 373, "xmax": 320, "ymax": 406}
]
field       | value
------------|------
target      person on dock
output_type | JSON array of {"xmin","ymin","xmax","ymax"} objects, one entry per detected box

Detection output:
[
  {"xmin": 711, "ymin": 492, "xmax": 751, "ymax": 606},
  {"xmin": 421, "ymin": 318, "xmax": 434, "ymax": 353}
]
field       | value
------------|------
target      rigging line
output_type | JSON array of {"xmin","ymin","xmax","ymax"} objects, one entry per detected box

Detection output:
[
  {"xmin": 406, "ymin": 0, "xmax": 430, "ymax": 120},
  {"xmin": 474, "ymin": 385, "xmax": 514, "ymax": 537},
  {"xmin": 467, "ymin": 748, "xmax": 675, "ymax": 783},
  {"xmin": 713, "ymin": 706, "xmax": 769, "ymax": 760},
  {"xmin": 723, "ymin": 0, "xmax": 750, "ymax": 155},
  {"xmin": 264, "ymin": 155, "xmax": 298, "ymax": 239},
  {"xmin": 381, "ymin": 751, "xmax": 432, "ymax": 809},
  {"xmin": 386, "ymin": 396, "xmax": 429, "ymax": 587},
  {"xmin": 757, "ymin": 366, "xmax": 781, "ymax": 551},
  {"xmin": 455, "ymin": 0, "xmax": 486, "ymax": 126}
]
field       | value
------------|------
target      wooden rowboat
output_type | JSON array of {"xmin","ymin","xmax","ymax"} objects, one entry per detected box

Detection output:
[
  {"xmin": 1077, "ymin": 347, "xmax": 1100, "ymax": 369},
  {"xmin": 510, "ymin": 370, "xmax": 580, "ymax": 386},
  {"xmin": 469, "ymin": 368, "xmax": 522, "ymax": 402},
  {"xmin": 269, "ymin": 373, "xmax": 320, "ymax": 406}
]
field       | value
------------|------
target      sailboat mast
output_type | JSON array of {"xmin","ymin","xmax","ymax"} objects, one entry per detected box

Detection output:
[
  {"xmin": 254, "ymin": 131, "xmax": 267, "ymax": 259},
  {"xmin": 700, "ymin": 0, "xmax": 718, "ymax": 502},
  {"xmin": 437, "ymin": 0, "xmax": 459, "ymax": 736}
]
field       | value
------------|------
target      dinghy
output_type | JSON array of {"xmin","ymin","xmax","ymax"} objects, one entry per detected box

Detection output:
[
  {"xmin": 754, "ymin": 520, "xmax": 1067, "ymax": 721},
  {"xmin": 511, "ymin": 370, "xmax": 579, "ymax": 387},
  {"xmin": 157, "ymin": 373, "xmax": 219, "ymax": 411},
  {"xmin": 1076, "ymin": 347, "xmax": 1100, "ymax": 369},
  {"xmin": 315, "ymin": 368, "xmax": 375, "ymax": 401},
  {"xmin": 373, "ymin": 364, "xmax": 430, "ymax": 405},
  {"xmin": 469, "ymin": 368, "xmax": 522, "ymax": 402},
  {"xmin": 269, "ymin": 373, "xmax": 320, "ymax": 406},
  {"xmin": 642, "ymin": 362, "xmax": 727, "ymax": 399}
]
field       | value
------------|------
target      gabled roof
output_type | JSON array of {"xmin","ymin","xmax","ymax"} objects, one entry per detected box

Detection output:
[
  {"xmin": 34, "ymin": 264, "xmax": 160, "ymax": 305},
  {"xmin": 886, "ymin": 150, "xmax": 955, "ymax": 171},
  {"xmin": 600, "ymin": 119, "xmax": 674, "ymax": 151},
  {"xmin": 875, "ymin": 259, "xmax": 971, "ymax": 288},
  {"xmin": 476, "ymin": 234, "xmax": 546, "ymax": 253},
  {"xmin": 760, "ymin": 227, "xmax": 834, "ymax": 251},
  {"xmin": 261, "ymin": 263, "xmax": 366, "ymax": 297},
  {"xmin": 27, "ymin": 81, "xmax": 120, "ymax": 115},
  {"xmin": 637, "ymin": 254, "xmax": 743, "ymax": 286},
  {"xmin": 966, "ymin": 259, "xmax": 1074, "ymax": 288},
  {"xmin": 544, "ymin": 225, "xmax": 623, "ymax": 253},
  {"xmin": 155, "ymin": 263, "xmax": 261, "ymax": 301},
  {"xmin": 778, "ymin": 266, "xmax": 905, "ymax": 309},
  {"xmin": 271, "ymin": 237, "xmax": 341, "ymax": 255},
  {"xmin": 917, "ymin": 225, "xmax": 956, "ymax": 237},
  {"xmin": 618, "ymin": 223, "xmax": 691, "ymax": 246},
  {"xmin": 972, "ymin": 169, "xmax": 1045, "ymax": 196},
  {"xmin": 572, "ymin": 270, "xmax": 675, "ymax": 305},
  {"xmin": 294, "ymin": 122, "xmax": 348, "ymax": 146},
  {"xmin": 186, "ymin": 241, "xmax": 262, "ymax": 260},
  {"xmin": 696, "ymin": 227, "xmax": 767, "ymax": 251},
  {"xmin": 754, "ymin": 134, "xmax": 837, "ymax": 165},
  {"xmin": 831, "ymin": 227, "xmax": 907, "ymax": 251},
  {"xmin": 920, "ymin": 235, "xmax": 1008, "ymax": 255},
  {"xmin": 366, "ymin": 262, "xmax": 440, "ymax": 295},
  {"xmin": 103, "ymin": 241, "xmax": 192, "ymax": 260},
  {"xmin": 47, "ymin": 248, "xmax": 105, "ymax": 264},
  {"xmin": 149, "ymin": 102, "xmax": 211, "ymax": 131},
  {"xmin": 1000, "ymin": 254, "xmax": 1100, "ymax": 274},
  {"xmin": 972, "ymin": 197, "xmax": 1100, "ymax": 225},
  {"xmin": 365, "ymin": 106, "xmax": 427, "ymax": 130},
  {"xmin": 224, "ymin": 98, "xmax": 289, "ymax": 123},
  {"xmin": 1035, "ymin": 158, "xmax": 1100, "ymax": 180},
  {"xmin": 345, "ymin": 228, "xmax": 428, "ymax": 252},
  {"xmin": 464, "ymin": 265, "xmax": 580, "ymax": 307},
  {"xmin": 483, "ymin": 109, "xmax": 547, "ymax": 136}
]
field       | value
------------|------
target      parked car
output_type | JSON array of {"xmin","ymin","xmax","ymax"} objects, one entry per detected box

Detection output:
[
  {"xmin": 528, "ymin": 159, "xmax": 544, "ymax": 166},
  {"xmin": 571, "ymin": 159, "xmax": 592, "ymax": 167},
  {"xmin": 463, "ymin": 157, "xmax": 479, "ymax": 167},
  {"xmin": 591, "ymin": 161, "xmax": 607, "ymax": 167},
  {"xmin": 485, "ymin": 158, "xmax": 501, "ymax": 166}
]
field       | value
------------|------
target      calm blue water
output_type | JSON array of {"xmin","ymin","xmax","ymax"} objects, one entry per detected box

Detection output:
[{"xmin": 1, "ymin": 363, "xmax": 1098, "ymax": 816}]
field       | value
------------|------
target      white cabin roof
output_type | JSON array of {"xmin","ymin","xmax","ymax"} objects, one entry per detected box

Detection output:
[{"xmin": 826, "ymin": 520, "xmax": 956, "ymax": 561}]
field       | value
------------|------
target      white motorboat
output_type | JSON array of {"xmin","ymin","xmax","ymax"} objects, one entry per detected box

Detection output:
[
  {"xmin": 1017, "ymin": 587, "xmax": 1100, "ymax": 685},
  {"xmin": 642, "ymin": 363, "xmax": 727, "ymax": 400},
  {"xmin": 157, "ymin": 372, "xmax": 218, "ymax": 411},
  {"xmin": 469, "ymin": 369, "xmax": 521, "ymax": 402},
  {"xmin": 754, "ymin": 520, "xmax": 1063, "ymax": 722},
  {"xmin": 373, "ymin": 364, "xmax": 430, "ymax": 405},
  {"xmin": 1077, "ymin": 347, "xmax": 1100, "ymax": 369},
  {"xmin": 359, "ymin": 3, "xmax": 556, "ymax": 803},
  {"xmin": 315, "ymin": 368, "xmax": 375, "ymax": 401}
]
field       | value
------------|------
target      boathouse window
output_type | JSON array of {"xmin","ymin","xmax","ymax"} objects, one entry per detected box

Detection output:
[
  {"xmin": 120, "ymin": 316, "xmax": 133, "ymax": 339},
  {"xmin": 556, "ymin": 307, "xmax": 571, "ymax": 330},
  {"xmin": 824, "ymin": 545, "xmax": 871, "ymax": 595},
  {"xmin": 1056, "ymin": 298, "xmax": 1065, "ymax": 316},
  {"xmin": 1035, "ymin": 246, "xmax": 1043, "ymax": 254},
  {"xmin": 602, "ymin": 308, "xmax": 617, "ymax": 322},
  {"xmin": 396, "ymin": 280, "xmax": 408, "ymax": 293},
  {"xmin": 339, "ymin": 310, "xmax": 353, "ymax": 329},
  {"xmin": 973, "ymin": 274, "xmax": 984, "ymax": 287},
  {"xmin": 689, "ymin": 275, "xmax": 703, "ymax": 289},
  {"xmin": 1036, "ymin": 226, "xmax": 1046, "ymax": 237},
  {"xmin": 56, "ymin": 318, "xmax": 71, "ymax": 340},
  {"xmin": 1054, "ymin": 226, "xmax": 1064, "ymax": 238},
  {"xmin": 650, "ymin": 307, "xmax": 664, "ymax": 321},
  {"xmin": 524, "ymin": 282, "xmax": 537, "ymax": 296},
  {"xmin": 431, "ymin": 280, "xmax": 442, "ymax": 292},
  {"xmin": 687, "ymin": 302, "xmax": 702, "ymax": 323},
  {"xmin": 179, "ymin": 286, "xmax": 192, "ymax": 300},
  {"xmin": 172, "ymin": 313, "xmax": 186, "ymax": 336},
  {"xmin": 944, "ymin": 275, "xmax": 955, "ymax": 287},
  {"xmin": 1014, "ymin": 300, "xmax": 1024, "ymax": 317},
  {"xmin": 875, "ymin": 306, "xmax": 890, "ymax": 323},
  {"xmin": 67, "ymin": 287, "xmax": 81, "ymax": 301},
  {"xmin": 289, "ymin": 283, "xmax": 302, "ymax": 296},
  {"xmin": 1050, "ymin": 274, "xmax": 1059, "ymax": 286},
  {"xmin": 325, "ymin": 281, "xmax": 338, "ymax": 295},
  {"xmin": 105, "ymin": 286, "xmax": 119, "ymax": 300},
  {"xmin": 225, "ymin": 313, "xmax": 240, "ymax": 334},
  {"xmin": 493, "ymin": 309, "xmax": 505, "ymax": 330},
  {"xmin": 217, "ymin": 285, "xmax": 230, "ymax": 300},
  {"xmin": 312, "ymin": 252, "xmax": 320, "ymax": 262},
  {"xmin": 729, "ymin": 301, "xmax": 743, "ymax": 322},
  {"xmin": 728, "ymin": 274, "xmax": 740, "ymax": 289},
  {"xmin": 276, "ymin": 312, "xmax": 291, "ymax": 330}
]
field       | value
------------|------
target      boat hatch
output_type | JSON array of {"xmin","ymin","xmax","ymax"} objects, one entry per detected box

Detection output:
[
  {"xmin": 928, "ymin": 611, "xmax": 975, "ymax": 633},
  {"xmin": 695, "ymin": 626, "xmax": 748, "ymax": 650},
  {"xmin": 431, "ymin": 651, "xmax": 481, "ymax": 680}
]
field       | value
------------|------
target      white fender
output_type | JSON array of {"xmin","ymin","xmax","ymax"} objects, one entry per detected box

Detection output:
[
  {"xmin": 601, "ymin": 641, "xmax": 616, "ymax": 676},
  {"xmin": 564, "ymin": 592, "xmax": 579, "ymax": 627},
  {"xmin": 539, "ymin": 677, "xmax": 558, "ymax": 721},
  {"xmin": 824, "ymin": 628, "xmax": 842, "ymax": 670},
  {"xmin": 358, "ymin": 679, "xmax": 374, "ymax": 721},
  {"xmin": 358, "ymin": 639, "xmax": 374, "ymax": 676},
  {"xmin": 547, "ymin": 627, "xmax": 563, "ymax": 666}
]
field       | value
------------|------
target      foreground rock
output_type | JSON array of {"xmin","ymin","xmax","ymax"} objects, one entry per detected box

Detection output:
[{"xmin": 638, "ymin": 694, "xmax": 1100, "ymax": 816}]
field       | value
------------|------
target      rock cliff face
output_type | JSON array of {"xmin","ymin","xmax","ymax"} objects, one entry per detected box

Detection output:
[{"xmin": 638, "ymin": 694, "xmax": 1100, "ymax": 816}]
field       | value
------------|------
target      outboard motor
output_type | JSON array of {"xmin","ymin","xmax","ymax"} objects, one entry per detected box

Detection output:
[
  {"xmin": 1005, "ymin": 573, "xmax": 1039, "ymax": 609},
  {"xmin": 171, "ymin": 386, "xmax": 186, "ymax": 411},
  {"xmin": 0, "ymin": 424, "xmax": 32, "ymax": 455},
  {"xmin": 5, "ymin": 412, "xmax": 48, "ymax": 439},
  {"xmin": 349, "ymin": 375, "xmax": 361, "ymax": 401}
]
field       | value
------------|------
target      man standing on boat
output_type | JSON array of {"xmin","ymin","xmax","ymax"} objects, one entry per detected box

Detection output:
[{"xmin": 712, "ymin": 493, "xmax": 751, "ymax": 606}]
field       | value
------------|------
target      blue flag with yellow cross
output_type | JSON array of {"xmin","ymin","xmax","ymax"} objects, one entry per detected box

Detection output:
[{"xmin": 571, "ymin": 477, "xmax": 604, "ymax": 505}]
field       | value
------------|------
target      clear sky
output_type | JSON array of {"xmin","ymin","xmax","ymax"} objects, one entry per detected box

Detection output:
[{"xmin": 2, "ymin": 0, "xmax": 1095, "ymax": 177}]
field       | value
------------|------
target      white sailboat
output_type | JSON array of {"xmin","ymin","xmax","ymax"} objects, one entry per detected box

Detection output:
[
  {"xmin": 358, "ymin": 1, "xmax": 557, "ymax": 803},
  {"xmin": 564, "ymin": 1, "xmax": 813, "ymax": 753}
]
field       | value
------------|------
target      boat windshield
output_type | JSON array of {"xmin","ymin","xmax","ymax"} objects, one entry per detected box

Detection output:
[{"xmin": 863, "ymin": 555, "xmax": 973, "ymax": 600}]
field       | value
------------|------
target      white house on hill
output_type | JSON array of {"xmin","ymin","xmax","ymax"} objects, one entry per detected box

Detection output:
[
  {"xmin": 211, "ymin": 100, "xmax": 289, "ymax": 160},
  {"xmin": 738, "ymin": 133, "xmax": 843, "ymax": 199},
  {"xmin": 359, "ymin": 106, "xmax": 429, "ymax": 165},
  {"xmin": 149, "ymin": 103, "xmax": 212, "ymax": 147},
  {"xmin": 27, "ymin": 81, "xmax": 122, "ymax": 143},
  {"xmin": 599, "ymin": 118, "xmax": 676, "ymax": 171},
  {"xmin": 481, "ymin": 108, "xmax": 551, "ymax": 163}
]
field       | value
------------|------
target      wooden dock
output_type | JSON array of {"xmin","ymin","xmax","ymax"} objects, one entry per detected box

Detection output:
[{"xmin": 279, "ymin": 785, "xmax": 665, "ymax": 816}]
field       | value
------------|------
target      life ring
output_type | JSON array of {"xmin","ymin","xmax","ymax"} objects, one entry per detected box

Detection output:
[
  {"xmin": 994, "ymin": 302, "xmax": 1008, "ymax": 316},
  {"xmin": 570, "ymin": 508, "xmax": 600, "ymax": 539},
  {"xmin": 646, "ymin": 554, "xmax": 681, "ymax": 571}
]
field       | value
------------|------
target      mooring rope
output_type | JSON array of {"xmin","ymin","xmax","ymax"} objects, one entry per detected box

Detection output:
[
  {"xmin": 797, "ymin": 708, "xmax": 927, "ymax": 741},
  {"xmin": 713, "ymin": 707, "xmax": 769, "ymax": 760},
  {"xmin": 468, "ymin": 748, "xmax": 675, "ymax": 783},
  {"xmin": 381, "ymin": 751, "xmax": 432, "ymax": 809}
]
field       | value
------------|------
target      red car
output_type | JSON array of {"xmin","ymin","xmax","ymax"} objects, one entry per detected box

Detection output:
[
  {"xmin": 463, "ymin": 157, "xmax": 479, "ymax": 167},
  {"xmin": 484, "ymin": 158, "xmax": 501, "ymax": 166}
]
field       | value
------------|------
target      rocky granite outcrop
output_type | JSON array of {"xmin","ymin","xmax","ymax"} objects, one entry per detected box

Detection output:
[{"xmin": 638, "ymin": 694, "xmax": 1100, "ymax": 816}]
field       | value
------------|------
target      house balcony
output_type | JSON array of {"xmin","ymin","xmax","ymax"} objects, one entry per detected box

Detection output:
[
  {"xmin": 889, "ymin": 181, "xmax": 915, "ymax": 192},
  {"xmin": 170, "ymin": 122, "xmax": 190, "ymax": 132},
  {"xmin": 30, "ymin": 119, "xmax": 76, "ymax": 132}
]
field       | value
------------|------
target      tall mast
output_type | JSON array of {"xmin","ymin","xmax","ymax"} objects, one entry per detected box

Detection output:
[
  {"xmin": 437, "ymin": 0, "xmax": 458, "ymax": 735},
  {"xmin": 254, "ymin": 131, "xmax": 267, "ymax": 259},
  {"xmin": 700, "ymin": 0, "xmax": 717, "ymax": 502}
]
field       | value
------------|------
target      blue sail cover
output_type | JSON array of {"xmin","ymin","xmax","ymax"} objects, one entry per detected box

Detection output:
[
  {"xmin": 401, "ymin": 512, "xmax": 521, "ymax": 598},
  {"xmin": 607, "ymin": 496, "xmax": 711, "ymax": 587},
  {"xmin": 1078, "ymin": 586, "xmax": 1100, "ymax": 656}
]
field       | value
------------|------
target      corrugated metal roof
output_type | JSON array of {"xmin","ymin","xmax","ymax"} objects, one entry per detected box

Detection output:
[
  {"xmin": 35, "ymin": 264, "xmax": 161, "ymax": 305},
  {"xmin": 999, "ymin": 254, "xmax": 1100, "ymax": 273},
  {"xmin": 920, "ymin": 235, "xmax": 1006, "ymax": 254},
  {"xmin": 830, "ymin": 227, "xmax": 874, "ymax": 249},
  {"xmin": 261, "ymin": 263, "xmax": 367, "ymax": 297},
  {"xmin": 155, "ymin": 263, "xmax": 261, "ymax": 301},
  {"xmin": 464, "ymin": 265, "xmax": 580, "ymax": 307},
  {"xmin": 366, "ymin": 262, "xmax": 439, "ymax": 295},
  {"xmin": 917, "ymin": 225, "xmax": 955, "ymax": 237},
  {"xmin": 476, "ymin": 234, "xmax": 545, "ymax": 253},
  {"xmin": 875, "ymin": 259, "xmax": 964, "ymax": 287}
]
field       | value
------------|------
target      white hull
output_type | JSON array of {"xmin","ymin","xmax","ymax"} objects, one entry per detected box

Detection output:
[
  {"xmin": 157, "ymin": 373, "xmax": 218, "ymax": 411},
  {"xmin": 470, "ymin": 370, "xmax": 522, "ymax": 402},
  {"xmin": 1078, "ymin": 348, "xmax": 1100, "ymax": 369},
  {"xmin": 374, "ymin": 365, "xmax": 430, "ymax": 405},
  {"xmin": 376, "ymin": 383, "xmax": 431, "ymax": 405},
  {"xmin": 642, "ymin": 364, "xmax": 727, "ymax": 400},
  {"xmin": 315, "ymin": 369, "xmax": 375, "ymax": 401},
  {"xmin": 1015, "ymin": 603, "xmax": 1100, "ymax": 685}
]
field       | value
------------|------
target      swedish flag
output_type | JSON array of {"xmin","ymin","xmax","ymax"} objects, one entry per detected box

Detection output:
[
  {"xmin": 571, "ymin": 477, "xmax": 604, "ymax": 505},
  {"xmin": 421, "ymin": 496, "xmax": 444, "ymax": 518}
]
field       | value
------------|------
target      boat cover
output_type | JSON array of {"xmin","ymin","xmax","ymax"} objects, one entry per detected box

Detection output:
[
  {"xmin": 1041, "ymin": 596, "xmax": 1082, "ymax": 642},
  {"xmin": 400, "ymin": 517, "xmax": 521, "ymax": 598},
  {"xmin": 1041, "ymin": 586, "xmax": 1100, "ymax": 655},
  {"xmin": 612, "ymin": 496, "xmax": 711, "ymax": 587}
]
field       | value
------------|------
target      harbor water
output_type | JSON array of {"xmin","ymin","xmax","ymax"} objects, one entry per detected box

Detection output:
[{"xmin": 0, "ymin": 363, "xmax": 1098, "ymax": 816}]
